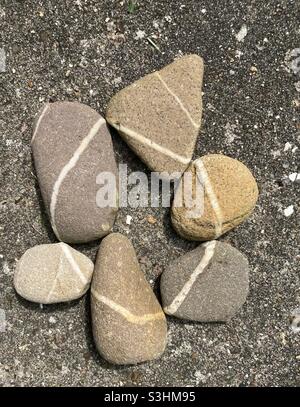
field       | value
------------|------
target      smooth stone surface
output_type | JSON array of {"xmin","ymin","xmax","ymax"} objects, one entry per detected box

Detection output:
[
  {"xmin": 14, "ymin": 243, "xmax": 94, "ymax": 304},
  {"xmin": 32, "ymin": 101, "xmax": 118, "ymax": 244},
  {"xmin": 171, "ymin": 154, "xmax": 259, "ymax": 241},
  {"xmin": 106, "ymin": 54, "xmax": 204, "ymax": 177},
  {"xmin": 91, "ymin": 233, "xmax": 167, "ymax": 365},
  {"xmin": 161, "ymin": 241, "xmax": 249, "ymax": 322}
]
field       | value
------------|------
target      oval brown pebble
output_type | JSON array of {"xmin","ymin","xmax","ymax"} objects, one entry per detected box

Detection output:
[
  {"xmin": 31, "ymin": 101, "xmax": 118, "ymax": 244},
  {"xmin": 171, "ymin": 154, "xmax": 259, "ymax": 241}
]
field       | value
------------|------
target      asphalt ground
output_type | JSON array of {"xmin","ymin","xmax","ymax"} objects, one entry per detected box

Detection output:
[{"xmin": 0, "ymin": 0, "xmax": 299, "ymax": 386}]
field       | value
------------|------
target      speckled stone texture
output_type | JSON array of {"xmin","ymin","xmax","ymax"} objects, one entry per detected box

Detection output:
[
  {"xmin": 91, "ymin": 233, "xmax": 167, "ymax": 365},
  {"xmin": 172, "ymin": 154, "xmax": 259, "ymax": 241},
  {"xmin": 14, "ymin": 243, "xmax": 94, "ymax": 304},
  {"xmin": 106, "ymin": 54, "xmax": 204, "ymax": 176},
  {"xmin": 161, "ymin": 241, "xmax": 249, "ymax": 322},
  {"xmin": 32, "ymin": 101, "xmax": 118, "ymax": 244}
]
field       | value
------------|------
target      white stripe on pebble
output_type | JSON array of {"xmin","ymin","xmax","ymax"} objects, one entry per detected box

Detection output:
[
  {"xmin": 50, "ymin": 117, "xmax": 106, "ymax": 240},
  {"xmin": 109, "ymin": 122, "xmax": 191, "ymax": 165},
  {"xmin": 46, "ymin": 251, "xmax": 63, "ymax": 303},
  {"xmin": 60, "ymin": 243, "xmax": 89, "ymax": 285},
  {"xmin": 31, "ymin": 104, "xmax": 50, "ymax": 144},
  {"xmin": 164, "ymin": 240, "xmax": 217, "ymax": 315},
  {"xmin": 91, "ymin": 289, "xmax": 165, "ymax": 325},
  {"xmin": 155, "ymin": 72, "xmax": 200, "ymax": 129},
  {"xmin": 194, "ymin": 158, "xmax": 223, "ymax": 238}
]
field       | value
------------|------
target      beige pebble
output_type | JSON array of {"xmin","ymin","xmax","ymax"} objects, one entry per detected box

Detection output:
[{"xmin": 14, "ymin": 243, "xmax": 94, "ymax": 304}]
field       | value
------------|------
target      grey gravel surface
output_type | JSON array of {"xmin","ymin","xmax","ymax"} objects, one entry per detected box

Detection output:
[{"xmin": 0, "ymin": 0, "xmax": 299, "ymax": 387}]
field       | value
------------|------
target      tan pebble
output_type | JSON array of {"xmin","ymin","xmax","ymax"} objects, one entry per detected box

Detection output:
[
  {"xmin": 146, "ymin": 215, "xmax": 157, "ymax": 225},
  {"xmin": 171, "ymin": 154, "xmax": 259, "ymax": 241},
  {"xmin": 106, "ymin": 54, "xmax": 205, "ymax": 177},
  {"xmin": 91, "ymin": 233, "xmax": 167, "ymax": 365}
]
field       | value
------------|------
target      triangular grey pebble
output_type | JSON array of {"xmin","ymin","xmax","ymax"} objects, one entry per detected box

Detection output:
[
  {"xmin": 14, "ymin": 243, "xmax": 94, "ymax": 304},
  {"xmin": 106, "ymin": 54, "xmax": 204, "ymax": 177},
  {"xmin": 91, "ymin": 233, "xmax": 167, "ymax": 365},
  {"xmin": 32, "ymin": 101, "xmax": 118, "ymax": 244},
  {"xmin": 160, "ymin": 241, "xmax": 249, "ymax": 322}
]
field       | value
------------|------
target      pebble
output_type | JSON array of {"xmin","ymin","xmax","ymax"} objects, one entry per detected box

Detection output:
[
  {"xmin": 91, "ymin": 233, "xmax": 167, "ymax": 365},
  {"xmin": 14, "ymin": 243, "xmax": 94, "ymax": 304},
  {"xmin": 160, "ymin": 241, "xmax": 249, "ymax": 322},
  {"xmin": 284, "ymin": 205, "xmax": 294, "ymax": 217},
  {"xmin": 106, "ymin": 54, "xmax": 204, "ymax": 177},
  {"xmin": 171, "ymin": 154, "xmax": 259, "ymax": 241},
  {"xmin": 31, "ymin": 101, "xmax": 118, "ymax": 244},
  {"xmin": 146, "ymin": 215, "xmax": 157, "ymax": 224}
]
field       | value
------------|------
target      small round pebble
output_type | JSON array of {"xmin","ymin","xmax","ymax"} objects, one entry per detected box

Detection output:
[
  {"xmin": 14, "ymin": 243, "xmax": 94, "ymax": 304},
  {"xmin": 171, "ymin": 154, "xmax": 259, "ymax": 241}
]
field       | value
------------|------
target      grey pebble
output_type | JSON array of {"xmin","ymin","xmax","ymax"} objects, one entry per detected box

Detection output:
[
  {"xmin": 32, "ymin": 101, "xmax": 118, "ymax": 244},
  {"xmin": 161, "ymin": 240, "xmax": 249, "ymax": 322}
]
